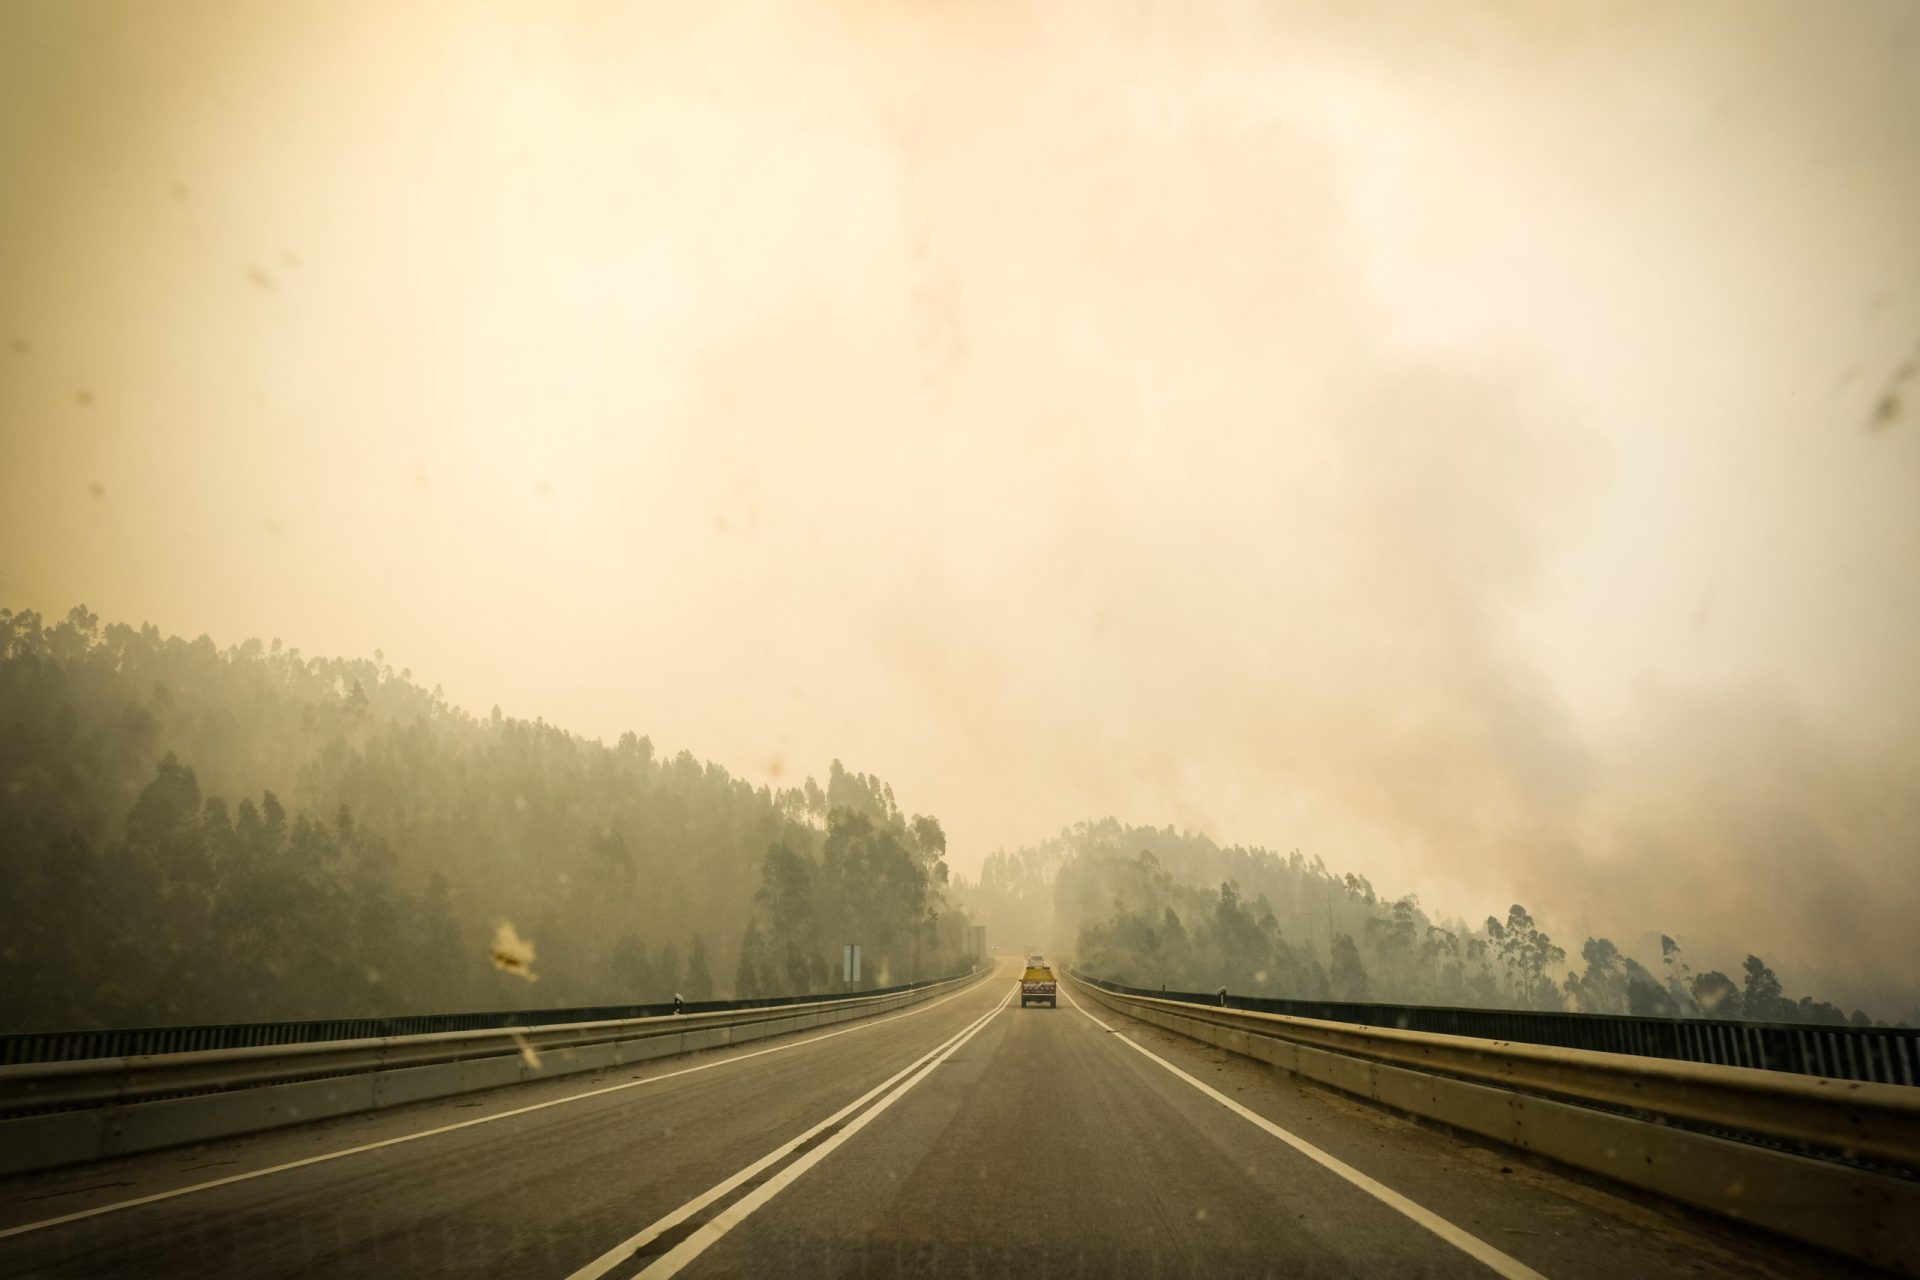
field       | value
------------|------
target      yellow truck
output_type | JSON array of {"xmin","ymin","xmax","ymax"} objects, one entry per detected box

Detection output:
[{"xmin": 1020, "ymin": 955, "xmax": 1057, "ymax": 1008}]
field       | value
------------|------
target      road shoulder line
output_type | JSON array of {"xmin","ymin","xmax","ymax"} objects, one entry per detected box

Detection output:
[{"xmin": 1061, "ymin": 984, "xmax": 1547, "ymax": 1280}]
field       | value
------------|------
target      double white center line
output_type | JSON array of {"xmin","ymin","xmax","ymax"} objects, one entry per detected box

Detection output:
[{"xmin": 567, "ymin": 987, "xmax": 1012, "ymax": 1280}]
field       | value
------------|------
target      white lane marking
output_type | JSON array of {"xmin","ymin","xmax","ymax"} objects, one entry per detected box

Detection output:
[
  {"xmin": 0, "ymin": 973, "xmax": 1001, "ymax": 1243},
  {"xmin": 1061, "ymin": 986, "xmax": 1548, "ymax": 1280},
  {"xmin": 602, "ymin": 988, "xmax": 1012, "ymax": 1280}
]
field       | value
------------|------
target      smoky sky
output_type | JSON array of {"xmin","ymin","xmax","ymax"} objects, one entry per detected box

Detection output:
[{"xmin": 3, "ymin": 3, "xmax": 1917, "ymax": 1012}]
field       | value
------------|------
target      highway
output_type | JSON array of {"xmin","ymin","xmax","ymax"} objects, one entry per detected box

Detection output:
[{"xmin": 0, "ymin": 958, "xmax": 1867, "ymax": 1278}]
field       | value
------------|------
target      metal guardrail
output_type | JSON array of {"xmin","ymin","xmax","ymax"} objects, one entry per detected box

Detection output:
[
  {"xmin": 0, "ymin": 975, "xmax": 968, "ymax": 1067},
  {"xmin": 1072, "ymin": 972, "xmax": 1920, "ymax": 1086},
  {"xmin": 0, "ymin": 970, "xmax": 975, "ymax": 1117},
  {"xmin": 0, "ymin": 965, "xmax": 991, "ymax": 1177},
  {"xmin": 1072, "ymin": 975, "xmax": 1920, "ymax": 1173},
  {"xmin": 1068, "ymin": 974, "xmax": 1920, "ymax": 1273}
]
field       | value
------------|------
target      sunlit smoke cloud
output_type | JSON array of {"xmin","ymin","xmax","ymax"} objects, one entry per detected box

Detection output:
[{"xmin": 1, "ymin": 1, "xmax": 1915, "ymax": 1014}]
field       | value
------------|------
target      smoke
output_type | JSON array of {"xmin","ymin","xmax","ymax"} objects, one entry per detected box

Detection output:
[
  {"xmin": 1543, "ymin": 685, "xmax": 1920, "ymax": 1010},
  {"xmin": 2, "ymin": 4, "xmax": 1916, "ymax": 1013}
]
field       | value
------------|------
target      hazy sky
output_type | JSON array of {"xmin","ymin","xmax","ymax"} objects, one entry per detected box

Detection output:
[{"xmin": 4, "ymin": 2, "xmax": 1917, "ymax": 1010}]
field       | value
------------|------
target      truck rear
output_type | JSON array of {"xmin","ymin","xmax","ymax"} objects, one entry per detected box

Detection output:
[{"xmin": 1020, "ymin": 961, "xmax": 1057, "ymax": 1008}]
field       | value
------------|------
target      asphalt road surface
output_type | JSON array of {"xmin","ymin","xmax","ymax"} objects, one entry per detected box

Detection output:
[{"xmin": 0, "ymin": 959, "xmax": 1868, "ymax": 1278}]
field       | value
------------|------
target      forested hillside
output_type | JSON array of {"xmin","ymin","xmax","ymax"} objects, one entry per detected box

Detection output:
[
  {"xmin": 960, "ymin": 819, "xmax": 1895, "ymax": 1026},
  {"xmin": 0, "ymin": 606, "xmax": 969, "ymax": 1032}
]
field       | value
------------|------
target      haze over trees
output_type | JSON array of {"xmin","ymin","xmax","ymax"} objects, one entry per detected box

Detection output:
[
  {"xmin": 3, "ymin": 604, "xmax": 1890, "ymax": 1034},
  {"xmin": 0, "ymin": 606, "xmax": 972, "ymax": 1032},
  {"xmin": 957, "ymin": 819, "xmax": 1894, "ymax": 1026}
]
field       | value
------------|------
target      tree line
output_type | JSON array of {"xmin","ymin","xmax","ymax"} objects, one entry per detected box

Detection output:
[
  {"xmin": 0, "ymin": 606, "xmax": 972, "ymax": 1032},
  {"xmin": 955, "ymin": 819, "xmax": 1895, "ymax": 1026}
]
